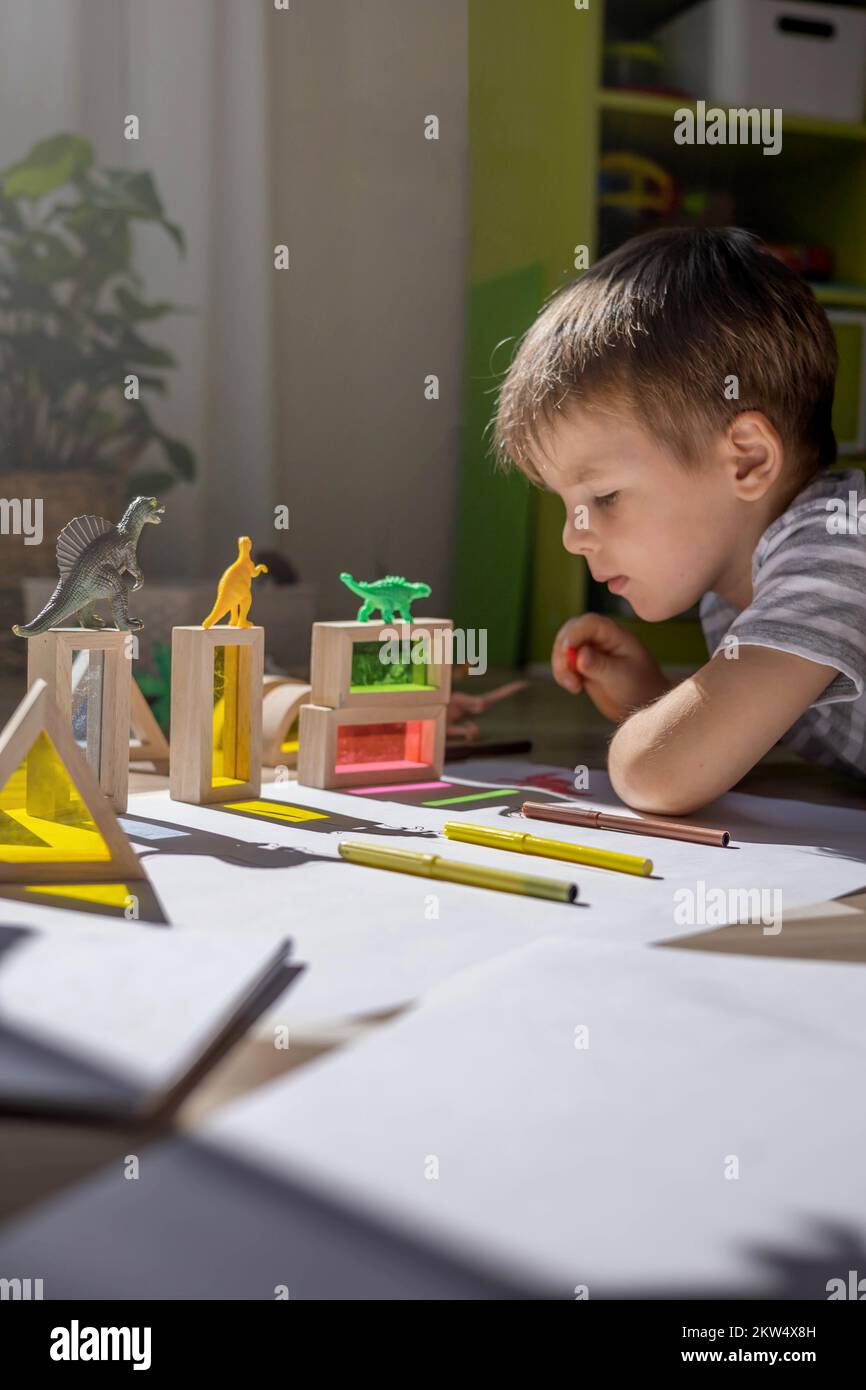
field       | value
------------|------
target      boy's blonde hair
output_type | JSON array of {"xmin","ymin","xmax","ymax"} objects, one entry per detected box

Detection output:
[{"xmin": 493, "ymin": 226, "xmax": 838, "ymax": 489}]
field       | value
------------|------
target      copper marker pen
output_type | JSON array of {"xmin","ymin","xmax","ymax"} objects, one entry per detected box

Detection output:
[{"xmin": 521, "ymin": 801, "xmax": 731, "ymax": 848}]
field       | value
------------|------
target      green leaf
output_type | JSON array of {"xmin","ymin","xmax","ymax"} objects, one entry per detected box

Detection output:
[
  {"xmin": 158, "ymin": 433, "xmax": 196, "ymax": 481},
  {"xmin": 118, "ymin": 398, "xmax": 157, "ymax": 430},
  {"xmin": 95, "ymin": 168, "xmax": 164, "ymax": 218},
  {"xmin": 161, "ymin": 220, "xmax": 185, "ymax": 255},
  {"xmin": 152, "ymin": 640, "xmax": 172, "ymax": 676},
  {"xmin": 3, "ymin": 135, "xmax": 94, "ymax": 199},
  {"xmin": 5, "ymin": 331, "xmax": 89, "ymax": 392},
  {"xmin": 84, "ymin": 170, "xmax": 183, "ymax": 253},
  {"xmin": 114, "ymin": 284, "xmax": 174, "ymax": 321},
  {"xmin": 15, "ymin": 232, "xmax": 81, "ymax": 283},
  {"xmin": 135, "ymin": 375, "xmax": 168, "ymax": 395},
  {"xmin": 118, "ymin": 330, "xmax": 176, "ymax": 368},
  {"xmin": 88, "ymin": 409, "xmax": 123, "ymax": 436},
  {"xmin": 0, "ymin": 194, "xmax": 24, "ymax": 231},
  {"xmin": 0, "ymin": 277, "xmax": 57, "ymax": 312},
  {"xmin": 58, "ymin": 203, "xmax": 103, "ymax": 235}
]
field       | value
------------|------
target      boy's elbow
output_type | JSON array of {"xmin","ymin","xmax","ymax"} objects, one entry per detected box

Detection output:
[
  {"xmin": 608, "ymin": 748, "xmax": 674, "ymax": 814},
  {"xmin": 608, "ymin": 735, "xmax": 715, "ymax": 816}
]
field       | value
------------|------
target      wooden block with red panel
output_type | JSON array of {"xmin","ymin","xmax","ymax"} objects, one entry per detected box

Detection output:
[{"xmin": 297, "ymin": 619, "xmax": 452, "ymax": 789}]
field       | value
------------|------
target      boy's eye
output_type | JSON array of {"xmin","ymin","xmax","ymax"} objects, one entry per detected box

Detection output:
[{"xmin": 594, "ymin": 491, "xmax": 619, "ymax": 509}]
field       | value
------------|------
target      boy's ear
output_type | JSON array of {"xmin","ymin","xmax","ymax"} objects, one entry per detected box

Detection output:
[{"xmin": 725, "ymin": 411, "xmax": 784, "ymax": 500}]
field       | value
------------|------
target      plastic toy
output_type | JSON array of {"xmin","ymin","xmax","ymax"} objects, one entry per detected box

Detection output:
[
  {"xmin": 202, "ymin": 537, "xmax": 268, "ymax": 629},
  {"xmin": 339, "ymin": 572, "xmax": 432, "ymax": 623},
  {"xmin": 13, "ymin": 496, "xmax": 164, "ymax": 637},
  {"xmin": 598, "ymin": 152, "xmax": 677, "ymax": 216}
]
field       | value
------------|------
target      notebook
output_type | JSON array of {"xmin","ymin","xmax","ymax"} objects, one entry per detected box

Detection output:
[{"xmin": 0, "ymin": 922, "xmax": 301, "ymax": 1122}]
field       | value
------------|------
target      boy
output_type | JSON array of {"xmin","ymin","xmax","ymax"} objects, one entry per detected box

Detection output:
[{"xmin": 494, "ymin": 227, "xmax": 866, "ymax": 813}]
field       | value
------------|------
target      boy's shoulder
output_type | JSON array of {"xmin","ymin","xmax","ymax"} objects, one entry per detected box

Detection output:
[
  {"xmin": 699, "ymin": 467, "xmax": 866, "ymax": 639},
  {"xmin": 758, "ymin": 467, "xmax": 865, "ymax": 561}
]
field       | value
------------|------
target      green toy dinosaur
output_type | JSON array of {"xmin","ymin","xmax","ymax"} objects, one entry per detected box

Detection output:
[
  {"xmin": 339, "ymin": 571, "xmax": 431, "ymax": 622},
  {"xmin": 13, "ymin": 496, "xmax": 164, "ymax": 637}
]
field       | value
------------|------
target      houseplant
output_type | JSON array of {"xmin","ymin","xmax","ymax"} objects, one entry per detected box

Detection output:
[{"xmin": 0, "ymin": 132, "xmax": 196, "ymax": 580}]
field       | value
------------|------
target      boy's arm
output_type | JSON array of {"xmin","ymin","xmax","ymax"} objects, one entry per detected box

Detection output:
[{"xmin": 608, "ymin": 645, "xmax": 839, "ymax": 815}]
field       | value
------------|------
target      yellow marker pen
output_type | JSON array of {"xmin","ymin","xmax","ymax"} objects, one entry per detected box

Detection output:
[
  {"xmin": 443, "ymin": 821, "xmax": 652, "ymax": 877},
  {"xmin": 338, "ymin": 839, "xmax": 578, "ymax": 903}
]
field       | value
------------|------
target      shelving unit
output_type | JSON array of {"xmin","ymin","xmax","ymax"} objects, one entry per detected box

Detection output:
[
  {"xmin": 456, "ymin": 0, "xmax": 866, "ymax": 673},
  {"xmin": 598, "ymin": 87, "xmax": 866, "ymax": 143}
]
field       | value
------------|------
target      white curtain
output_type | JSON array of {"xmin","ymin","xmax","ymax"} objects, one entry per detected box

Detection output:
[{"xmin": 0, "ymin": 0, "xmax": 275, "ymax": 575}]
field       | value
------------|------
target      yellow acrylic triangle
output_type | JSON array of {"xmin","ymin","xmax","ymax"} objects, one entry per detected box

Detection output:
[{"xmin": 0, "ymin": 679, "xmax": 143, "ymax": 884}]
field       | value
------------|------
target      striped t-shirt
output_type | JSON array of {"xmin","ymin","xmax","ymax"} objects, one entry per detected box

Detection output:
[{"xmin": 699, "ymin": 468, "xmax": 866, "ymax": 779}]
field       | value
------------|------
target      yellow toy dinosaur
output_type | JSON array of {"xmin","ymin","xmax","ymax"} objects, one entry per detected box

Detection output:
[{"xmin": 202, "ymin": 537, "xmax": 268, "ymax": 628}]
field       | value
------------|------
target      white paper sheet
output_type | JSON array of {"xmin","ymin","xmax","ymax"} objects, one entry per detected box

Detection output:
[
  {"xmin": 3, "ymin": 765, "xmax": 865, "ymax": 1025},
  {"xmin": 205, "ymin": 937, "xmax": 866, "ymax": 1296}
]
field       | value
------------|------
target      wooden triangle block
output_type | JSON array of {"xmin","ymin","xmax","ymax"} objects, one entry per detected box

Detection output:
[
  {"xmin": 0, "ymin": 679, "xmax": 143, "ymax": 884},
  {"xmin": 129, "ymin": 680, "xmax": 170, "ymax": 772}
]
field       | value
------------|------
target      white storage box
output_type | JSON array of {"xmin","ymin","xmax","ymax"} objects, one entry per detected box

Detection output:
[{"xmin": 656, "ymin": 0, "xmax": 866, "ymax": 123}]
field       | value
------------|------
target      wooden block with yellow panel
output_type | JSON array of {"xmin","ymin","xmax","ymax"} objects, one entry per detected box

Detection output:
[
  {"xmin": 26, "ymin": 628, "xmax": 131, "ymax": 814},
  {"xmin": 169, "ymin": 626, "xmax": 264, "ymax": 805}
]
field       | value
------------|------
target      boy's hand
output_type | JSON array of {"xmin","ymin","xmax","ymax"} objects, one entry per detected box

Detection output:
[{"xmin": 552, "ymin": 614, "xmax": 672, "ymax": 723}]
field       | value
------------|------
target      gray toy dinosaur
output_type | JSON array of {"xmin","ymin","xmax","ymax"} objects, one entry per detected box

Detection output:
[{"xmin": 13, "ymin": 495, "xmax": 164, "ymax": 637}]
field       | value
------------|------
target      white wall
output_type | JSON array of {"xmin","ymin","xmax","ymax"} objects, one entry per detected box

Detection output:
[
  {"xmin": 268, "ymin": 0, "xmax": 467, "ymax": 617},
  {"xmin": 0, "ymin": 0, "xmax": 468, "ymax": 609}
]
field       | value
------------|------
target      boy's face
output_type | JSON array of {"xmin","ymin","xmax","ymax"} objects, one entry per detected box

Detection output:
[{"xmin": 535, "ymin": 405, "xmax": 745, "ymax": 621}]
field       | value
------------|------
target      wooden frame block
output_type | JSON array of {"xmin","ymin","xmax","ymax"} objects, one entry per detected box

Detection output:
[
  {"xmin": 130, "ymin": 679, "xmax": 170, "ymax": 772},
  {"xmin": 169, "ymin": 626, "xmax": 263, "ymax": 805},
  {"xmin": 27, "ymin": 628, "xmax": 130, "ymax": 813},
  {"xmin": 297, "ymin": 701, "xmax": 446, "ymax": 790},
  {"xmin": 310, "ymin": 619, "xmax": 454, "ymax": 710},
  {"xmin": 0, "ymin": 679, "xmax": 143, "ymax": 884},
  {"xmin": 262, "ymin": 675, "xmax": 311, "ymax": 768}
]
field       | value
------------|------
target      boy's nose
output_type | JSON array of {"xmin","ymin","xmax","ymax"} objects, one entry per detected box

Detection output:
[{"xmin": 562, "ymin": 518, "xmax": 596, "ymax": 556}]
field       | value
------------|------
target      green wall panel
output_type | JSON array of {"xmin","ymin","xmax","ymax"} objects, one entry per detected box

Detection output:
[{"xmin": 452, "ymin": 265, "xmax": 543, "ymax": 667}]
